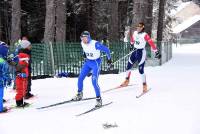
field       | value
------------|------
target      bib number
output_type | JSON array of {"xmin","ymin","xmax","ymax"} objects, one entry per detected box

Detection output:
[{"xmin": 86, "ymin": 53, "xmax": 94, "ymax": 57}]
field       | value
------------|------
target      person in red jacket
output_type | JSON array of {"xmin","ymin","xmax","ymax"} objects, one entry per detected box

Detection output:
[
  {"xmin": 120, "ymin": 22, "xmax": 161, "ymax": 93},
  {"xmin": 15, "ymin": 52, "xmax": 30, "ymax": 107}
]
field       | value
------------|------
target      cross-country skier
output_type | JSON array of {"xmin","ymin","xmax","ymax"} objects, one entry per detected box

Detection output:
[
  {"xmin": 0, "ymin": 41, "xmax": 12, "ymax": 113},
  {"xmin": 72, "ymin": 31, "xmax": 112, "ymax": 107},
  {"xmin": 120, "ymin": 22, "xmax": 161, "ymax": 93}
]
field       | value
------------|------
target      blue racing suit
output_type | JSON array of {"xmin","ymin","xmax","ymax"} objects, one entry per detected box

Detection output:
[{"xmin": 78, "ymin": 40, "xmax": 111, "ymax": 98}]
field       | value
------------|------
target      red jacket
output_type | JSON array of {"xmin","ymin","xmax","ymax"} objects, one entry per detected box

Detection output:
[{"xmin": 18, "ymin": 53, "xmax": 29, "ymax": 76}]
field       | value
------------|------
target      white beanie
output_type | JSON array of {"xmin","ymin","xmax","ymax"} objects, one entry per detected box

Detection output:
[{"xmin": 21, "ymin": 40, "xmax": 31, "ymax": 48}]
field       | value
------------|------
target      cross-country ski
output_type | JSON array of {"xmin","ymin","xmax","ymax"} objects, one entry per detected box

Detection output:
[
  {"xmin": 37, "ymin": 97, "xmax": 96, "ymax": 109},
  {"xmin": 76, "ymin": 102, "xmax": 113, "ymax": 116}
]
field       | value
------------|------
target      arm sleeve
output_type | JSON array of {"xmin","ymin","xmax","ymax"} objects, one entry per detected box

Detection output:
[
  {"xmin": 130, "ymin": 34, "xmax": 134, "ymax": 45},
  {"xmin": 144, "ymin": 34, "xmax": 157, "ymax": 51},
  {"xmin": 2, "ymin": 63, "xmax": 11, "ymax": 81},
  {"xmin": 95, "ymin": 42, "xmax": 111, "ymax": 60}
]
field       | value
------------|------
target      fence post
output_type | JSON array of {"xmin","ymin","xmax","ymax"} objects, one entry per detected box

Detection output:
[{"xmin": 49, "ymin": 42, "xmax": 55, "ymax": 76}]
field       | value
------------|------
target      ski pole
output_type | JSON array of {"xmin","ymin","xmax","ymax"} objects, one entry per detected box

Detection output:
[{"xmin": 112, "ymin": 48, "xmax": 136, "ymax": 65}]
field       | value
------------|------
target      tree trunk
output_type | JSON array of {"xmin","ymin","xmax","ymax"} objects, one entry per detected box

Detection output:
[
  {"xmin": 157, "ymin": 0, "xmax": 166, "ymax": 65},
  {"xmin": 146, "ymin": 0, "xmax": 153, "ymax": 35},
  {"xmin": 44, "ymin": 0, "xmax": 56, "ymax": 44},
  {"xmin": 55, "ymin": 0, "xmax": 66, "ymax": 43},
  {"xmin": 132, "ymin": 0, "xmax": 153, "ymax": 35},
  {"xmin": 11, "ymin": 0, "xmax": 21, "ymax": 45},
  {"xmin": 86, "ymin": 0, "xmax": 95, "ymax": 36},
  {"xmin": 108, "ymin": 1, "xmax": 119, "ymax": 42},
  {"xmin": 157, "ymin": 0, "xmax": 166, "ymax": 41}
]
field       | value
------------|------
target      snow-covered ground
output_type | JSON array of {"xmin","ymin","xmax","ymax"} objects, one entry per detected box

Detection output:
[{"xmin": 1, "ymin": 43, "xmax": 200, "ymax": 134}]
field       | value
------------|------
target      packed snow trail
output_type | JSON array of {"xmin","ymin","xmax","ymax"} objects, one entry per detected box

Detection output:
[{"xmin": 1, "ymin": 44, "xmax": 200, "ymax": 134}]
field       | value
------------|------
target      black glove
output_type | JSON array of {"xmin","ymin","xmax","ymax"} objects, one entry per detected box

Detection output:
[
  {"xmin": 107, "ymin": 59, "xmax": 113, "ymax": 70},
  {"xmin": 155, "ymin": 51, "xmax": 161, "ymax": 59},
  {"xmin": 107, "ymin": 59, "xmax": 112, "ymax": 64},
  {"xmin": 129, "ymin": 44, "xmax": 134, "ymax": 51},
  {"xmin": 82, "ymin": 52, "xmax": 87, "ymax": 62},
  {"xmin": 83, "ymin": 52, "xmax": 86, "ymax": 58}
]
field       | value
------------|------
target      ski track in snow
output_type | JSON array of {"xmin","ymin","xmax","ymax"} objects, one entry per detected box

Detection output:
[{"xmin": 1, "ymin": 43, "xmax": 200, "ymax": 134}]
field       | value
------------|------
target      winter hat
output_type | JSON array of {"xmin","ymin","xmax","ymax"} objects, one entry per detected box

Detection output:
[
  {"xmin": 20, "ymin": 40, "xmax": 31, "ymax": 49},
  {"xmin": 80, "ymin": 31, "xmax": 91, "ymax": 42},
  {"xmin": 81, "ymin": 31, "xmax": 90, "ymax": 37},
  {"xmin": 0, "ymin": 41, "xmax": 9, "ymax": 59}
]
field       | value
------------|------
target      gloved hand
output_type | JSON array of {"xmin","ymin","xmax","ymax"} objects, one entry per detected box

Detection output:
[
  {"xmin": 17, "ymin": 73, "xmax": 27, "ymax": 78},
  {"xmin": 107, "ymin": 59, "xmax": 114, "ymax": 70},
  {"xmin": 83, "ymin": 52, "xmax": 86, "ymax": 58},
  {"xmin": 107, "ymin": 59, "xmax": 112, "ymax": 65},
  {"xmin": 129, "ymin": 44, "xmax": 134, "ymax": 51},
  {"xmin": 155, "ymin": 51, "xmax": 161, "ymax": 59}
]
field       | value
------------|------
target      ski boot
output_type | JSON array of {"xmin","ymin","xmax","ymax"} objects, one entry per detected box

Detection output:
[
  {"xmin": 3, "ymin": 99, "xmax": 6, "ymax": 103},
  {"xmin": 143, "ymin": 83, "xmax": 148, "ymax": 93},
  {"xmin": 72, "ymin": 92, "xmax": 83, "ymax": 101},
  {"xmin": 16, "ymin": 99, "xmax": 30, "ymax": 108},
  {"xmin": 120, "ymin": 78, "xmax": 129, "ymax": 87},
  {"xmin": 25, "ymin": 92, "xmax": 34, "ymax": 99},
  {"xmin": 95, "ymin": 97, "xmax": 102, "ymax": 108},
  {"xmin": 0, "ymin": 107, "xmax": 9, "ymax": 113}
]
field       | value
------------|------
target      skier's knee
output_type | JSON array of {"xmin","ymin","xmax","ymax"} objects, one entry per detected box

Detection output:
[{"xmin": 126, "ymin": 62, "xmax": 132, "ymax": 70}]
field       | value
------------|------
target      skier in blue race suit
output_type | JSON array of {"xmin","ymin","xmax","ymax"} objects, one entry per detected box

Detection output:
[
  {"xmin": 0, "ymin": 41, "xmax": 12, "ymax": 113},
  {"xmin": 72, "ymin": 31, "xmax": 112, "ymax": 107}
]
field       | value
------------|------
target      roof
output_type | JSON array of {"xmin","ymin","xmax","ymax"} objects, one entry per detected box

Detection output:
[
  {"xmin": 174, "ymin": 1, "xmax": 200, "ymax": 21},
  {"xmin": 170, "ymin": 1, "xmax": 191, "ymax": 16},
  {"xmin": 172, "ymin": 15, "xmax": 200, "ymax": 34}
]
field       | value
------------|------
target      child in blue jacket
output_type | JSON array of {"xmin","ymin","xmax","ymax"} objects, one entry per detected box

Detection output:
[{"xmin": 0, "ymin": 41, "xmax": 12, "ymax": 113}]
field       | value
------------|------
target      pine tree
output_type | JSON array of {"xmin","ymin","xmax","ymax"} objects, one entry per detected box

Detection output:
[
  {"xmin": 55, "ymin": 0, "xmax": 66, "ymax": 43},
  {"xmin": 157, "ymin": 0, "xmax": 166, "ymax": 42},
  {"xmin": 132, "ymin": 0, "xmax": 153, "ymax": 35},
  {"xmin": 44, "ymin": 0, "xmax": 56, "ymax": 44},
  {"xmin": 11, "ymin": 0, "xmax": 21, "ymax": 45}
]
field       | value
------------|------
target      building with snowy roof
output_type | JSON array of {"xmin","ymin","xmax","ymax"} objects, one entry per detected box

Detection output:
[{"xmin": 172, "ymin": 1, "xmax": 200, "ymax": 43}]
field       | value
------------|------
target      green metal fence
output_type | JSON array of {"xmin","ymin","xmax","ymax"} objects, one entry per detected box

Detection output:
[
  {"xmin": 30, "ymin": 42, "xmax": 131, "ymax": 77},
  {"xmin": 9, "ymin": 41, "xmax": 173, "ymax": 78}
]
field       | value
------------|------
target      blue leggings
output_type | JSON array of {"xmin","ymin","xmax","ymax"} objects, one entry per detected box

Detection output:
[
  {"xmin": 127, "ymin": 49, "xmax": 146, "ymax": 74},
  {"xmin": 0, "ymin": 87, "xmax": 4, "ymax": 112},
  {"xmin": 78, "ymin": 58, "xmax": 101, "ymax": 98}
]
